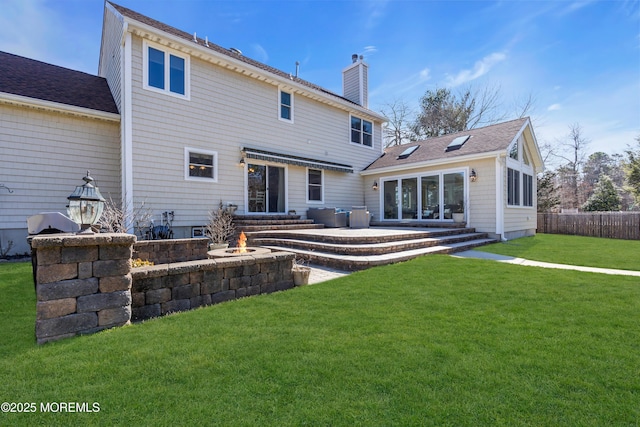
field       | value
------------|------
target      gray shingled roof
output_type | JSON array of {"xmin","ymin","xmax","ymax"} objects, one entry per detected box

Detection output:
[
  {"xmin": 108, "ymin": 1, "xmax": 360, "ymax": 109},
  {"xmin": 365, "ymin": 118, "xmax": 530, "ymax": 171},
  {"xmin": 0, "ymin": 51, "xmax": 119, "ymax": 114}
]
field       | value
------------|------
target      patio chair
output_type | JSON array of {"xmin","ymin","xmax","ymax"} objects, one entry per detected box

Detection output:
[{"xmin": 349, "ymin": 206, "xmax": 370, "ymax": 228}]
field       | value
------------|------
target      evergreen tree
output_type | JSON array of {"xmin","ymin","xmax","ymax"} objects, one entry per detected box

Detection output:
[
  {"xmin": 537, "ymin": 171, "xmax": 560, "ymax": 212},
  {"xmin": 581, "ymin": 174, "xmax": 621, "ymax": 212},
  {"xmin": 623, "ymin": 136, "xmax": 640, "ymax": 206}
]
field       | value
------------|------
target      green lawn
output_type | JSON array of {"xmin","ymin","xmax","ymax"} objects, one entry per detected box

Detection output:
[
  {"xmin": 476, "ymin": 233, "xmax": 640, "ymax": 271},
  {"xmin": 1, "ymin": 253, "xmax": 639, "ymax": 426}
]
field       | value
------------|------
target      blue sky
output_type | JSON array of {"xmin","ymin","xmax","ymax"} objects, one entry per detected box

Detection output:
[{"xmin": 1, "ymin": 0, "xmax": 639, "ymax": 161}]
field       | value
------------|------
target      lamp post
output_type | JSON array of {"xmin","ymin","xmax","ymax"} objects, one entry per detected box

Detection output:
[{"xmin": 67, "ymin": 171, "xmax": 106, "ymax": 234}]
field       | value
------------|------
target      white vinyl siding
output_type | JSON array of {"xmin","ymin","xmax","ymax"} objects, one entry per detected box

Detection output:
[
  {"xmin": 127, "ymin": 35, "xmax": 382, "ymax": 229},
  {"xmin": 0, "ymin": 104, "xmax": 120, "ymax": 252}
]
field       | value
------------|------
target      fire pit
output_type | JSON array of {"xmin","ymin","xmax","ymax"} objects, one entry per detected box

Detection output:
[{"xmin": 207, "ymin": 231, "xmax": 271, "ymax": 258}]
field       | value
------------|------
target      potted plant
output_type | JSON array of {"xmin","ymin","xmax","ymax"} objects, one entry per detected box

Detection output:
[
  {"xmin": 452, "ymin": 202, "xmax": 465, "ymax": 223},
  {"xmin": 205, "ymin": 202, "xmax": 236, "ymax": 249},
  {"xmin": 292, "ymin": 258, "xmax": 311, "ymax": 286}
]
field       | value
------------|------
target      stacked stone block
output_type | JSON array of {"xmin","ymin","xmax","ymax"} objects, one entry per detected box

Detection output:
[
  {"xmin": 133, "ymin": 238, "xmax": 209, "ymax": 264},
  {"xmin": 31, "ymin": 233, "xmax": 136, "ymax": 344},
  {"xmin": 131, "ymin": 252, "xmax": 294, "ymax": 321}
]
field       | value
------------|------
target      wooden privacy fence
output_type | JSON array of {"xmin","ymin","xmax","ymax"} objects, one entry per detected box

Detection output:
[{"xmin": 537, "ymin": 212, "xmax": 640, "ymax": 240}]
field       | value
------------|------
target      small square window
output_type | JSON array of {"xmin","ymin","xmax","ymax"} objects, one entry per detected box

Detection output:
[{"xmin": 185, "ymin": 148, "xmax": 217, "ymax": 182}]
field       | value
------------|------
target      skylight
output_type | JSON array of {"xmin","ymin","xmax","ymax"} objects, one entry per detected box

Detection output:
[
  {"xmin": 397, "ymin": 145, "xmax": 419, "ymax": 159},
  {"xmin": 445, "ymin": 135, "xmax": 471, "ymax": 152}
]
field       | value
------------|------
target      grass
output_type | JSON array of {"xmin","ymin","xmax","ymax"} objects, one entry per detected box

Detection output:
[
  {"xmin": 1, "ymin": 252, "xmax": 639, "ymax": 426},
  {"xmin": 476, "ymin": 233, "xmax": 640, "ymax": 271}
]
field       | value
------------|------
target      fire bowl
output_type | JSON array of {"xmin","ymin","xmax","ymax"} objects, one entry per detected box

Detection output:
[{"xmin": 207, "ymin": 247, "xmax": 272, "ymax": 258}]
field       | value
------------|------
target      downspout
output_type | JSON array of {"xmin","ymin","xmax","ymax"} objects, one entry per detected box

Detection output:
[
  {"xmin": 121, "ymin": 27, "xmax": 134, "ymax": 232},
  {"xmin": 495, "ymin": 155, "xmax": 506, "ymax": 241}
]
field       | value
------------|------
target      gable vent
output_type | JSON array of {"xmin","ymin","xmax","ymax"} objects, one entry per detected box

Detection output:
[{"xmin": 445, "ymin": 135, "xmax": 471, "ymax": 152}]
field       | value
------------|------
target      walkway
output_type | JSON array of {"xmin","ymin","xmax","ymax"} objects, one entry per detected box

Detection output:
[
  {"xmin": 307, "ymin": 249, "xmax": 640, "ymax": 285},
  {"xmin": 453, "ymin": 250, "xmax": 640, "ymax": 277}
]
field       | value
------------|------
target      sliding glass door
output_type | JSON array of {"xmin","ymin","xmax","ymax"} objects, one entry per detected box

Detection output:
[
  {"xmin": 247, "ymin": 164, "xmax": 286, "ymax": 213},
  {"xmin": 383, "ymin": 170, "xmax": 465, "ymax": 221}
]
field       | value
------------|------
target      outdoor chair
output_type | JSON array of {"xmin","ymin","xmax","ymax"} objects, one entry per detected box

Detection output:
[{"xmin": 349, "ymin": 206, "xmax": 370, "ymax": 228}]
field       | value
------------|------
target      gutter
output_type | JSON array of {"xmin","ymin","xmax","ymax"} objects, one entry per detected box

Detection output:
[{"xmin": 0, "ymin": 92, "xmax": 120, "ymax": 122}]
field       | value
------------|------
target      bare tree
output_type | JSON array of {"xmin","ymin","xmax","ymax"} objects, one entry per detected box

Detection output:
[
  {"xmin": 552, "ymin": 123, "xmax": 591, "ymax": 209},
  {"xmin": 379, "ymin": 98, "xmax": 417, "ymax": 147},
  {"xmin": 412, "ymin": 85, "xmax": 504, "ymax": 139}
]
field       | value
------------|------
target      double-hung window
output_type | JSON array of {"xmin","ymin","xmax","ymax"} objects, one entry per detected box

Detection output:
[
  {"xmin": 523, "ymin": 173, "xmax": 533, "ymax": 207},
  {"xmin": 307, "ymin": 169, "xmax": 323, "ymax": 202},
  {"xmin": 144, "ymin": 41, "xmax": 189, "ymax": 98},
  {"xmin": 185, "ymin": 148, "xmax": 217, "ymax": 182},
  {"xmin": 279, "ymin": 89, "xmax": 293, "ymax": 122},
  {"xmin": 507, "ymin": 168, "xmax": 520, "ymax": 206},
  {"xmin": 351, "ymin": 116, "xmax": 373, "ymax": 147}
]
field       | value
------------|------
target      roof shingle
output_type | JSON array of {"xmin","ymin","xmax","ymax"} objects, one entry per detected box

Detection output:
[
  {"xmin": 365, "ymin": 118, "xmax": 529, "ymax": 171},
  {"xmin": 0, "ymin": 51, "xmax": 119, "ymax": 114}
]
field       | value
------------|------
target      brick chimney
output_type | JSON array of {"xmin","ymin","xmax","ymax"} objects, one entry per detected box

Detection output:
[{"xmin": 342, "ymin": 54, "xmax": 368, "ymax": 108}]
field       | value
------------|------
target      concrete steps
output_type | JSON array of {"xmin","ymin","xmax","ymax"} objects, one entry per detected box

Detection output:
[
  {"xmin": 233, "ymin": 214, "xmax": 324, "ymax": 232},
  {"xmin": 247, "ymin": 227, "xmax": 496, "ymax": 271}
]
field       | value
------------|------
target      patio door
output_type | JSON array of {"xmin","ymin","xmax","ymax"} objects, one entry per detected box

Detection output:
[
  {"xmin": 383, "ymin": 171, "xmax": 465, "ymax": 221},
  {"xmin": 247, "ymin": 163, "xmax": 286, "ymax": 213}
]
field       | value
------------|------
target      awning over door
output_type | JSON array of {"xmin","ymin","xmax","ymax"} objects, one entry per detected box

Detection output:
[{"xmin": 242, "ymin": 147, "xmax": 354, "ymax": 173}]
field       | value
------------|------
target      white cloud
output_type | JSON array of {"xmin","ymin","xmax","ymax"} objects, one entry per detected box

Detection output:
[
  {"xmin": 445, "ymin": 52, "xmax": 507, "ymax": 87},
  {"xmin": 369, "ymin": 67, "xmax": 431, "ymax": 100},
  {"xmin": 547, "ymin": 104, "xmax": 562, "ymax": 111}
]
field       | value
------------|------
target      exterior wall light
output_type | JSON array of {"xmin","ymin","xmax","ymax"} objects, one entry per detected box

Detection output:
[
  {"xmin": 67, "ymin": 171, "xmax": 105, "ymax": 234},
  {"xmin": 470, "ymin": 169, "xmax": 477, "ymax": 182},
  {"xmin": 372, "ymin": 181, "xmax": 379, "ymax": 190}
]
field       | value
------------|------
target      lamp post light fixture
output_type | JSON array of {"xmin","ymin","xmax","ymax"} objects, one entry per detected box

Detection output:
[{"xmin": 67, "ymin": 171, "xmax": 106, "ymax": 234}]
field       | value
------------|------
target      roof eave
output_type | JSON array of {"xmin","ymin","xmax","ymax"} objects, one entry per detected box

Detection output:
[
  {"xmin": 360, "ymin": 150, "xmax": 505, "ymax": 176},
  {"xmin": 0, "ymin": 92, "xmax": 121, "ymax": 122},
  {"xmin": 122, "ymin": 18, "xmax": 386, "ymax": 122}
]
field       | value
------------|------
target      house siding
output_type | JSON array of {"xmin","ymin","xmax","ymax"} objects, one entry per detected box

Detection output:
[
  {"xmin": 126, "ymin": 34, "xmax": 381, "ymax": 233},
  {"xmin": 99, "ymin": 3, "xmax": 125, "ymax": 112},
  {"xmin": 0, "ymin": 103, "xmax": 121, "ymax": 254}
]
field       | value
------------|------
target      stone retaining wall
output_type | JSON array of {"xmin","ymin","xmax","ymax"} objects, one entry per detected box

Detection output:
[
  {"xmin": 133, "ymin": 238, "xmax": 209, "ymax": 264},
  {"xmin": 31, "ymin": 233, "xmax": 136, "ymax": 344},
  {"xmin": 131, "ymin": 252, "xmax": 294, "ymax": 321},
  {"xmin": 30, "ymin": 234, "xmax": 295, "ymax": 344}
]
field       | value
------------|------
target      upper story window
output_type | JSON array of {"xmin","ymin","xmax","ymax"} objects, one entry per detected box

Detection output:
[
  {"xmin": 351, "ymin": 116, "xmax": 373, "ymax": 147},
  {"xmin": 279, "ymin": 89, "xmax": 293, "ymax": 122},
  {"xmin": 185, "ymin": 147, "xmax": 217, "ymax": 182},
  {"xmin": 307, "ymin": 168, "xmax": 323, "ymax": 202},
  {"xmin": 144, "ymin": 41, "xmax": 190, "ymax": 99}
]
